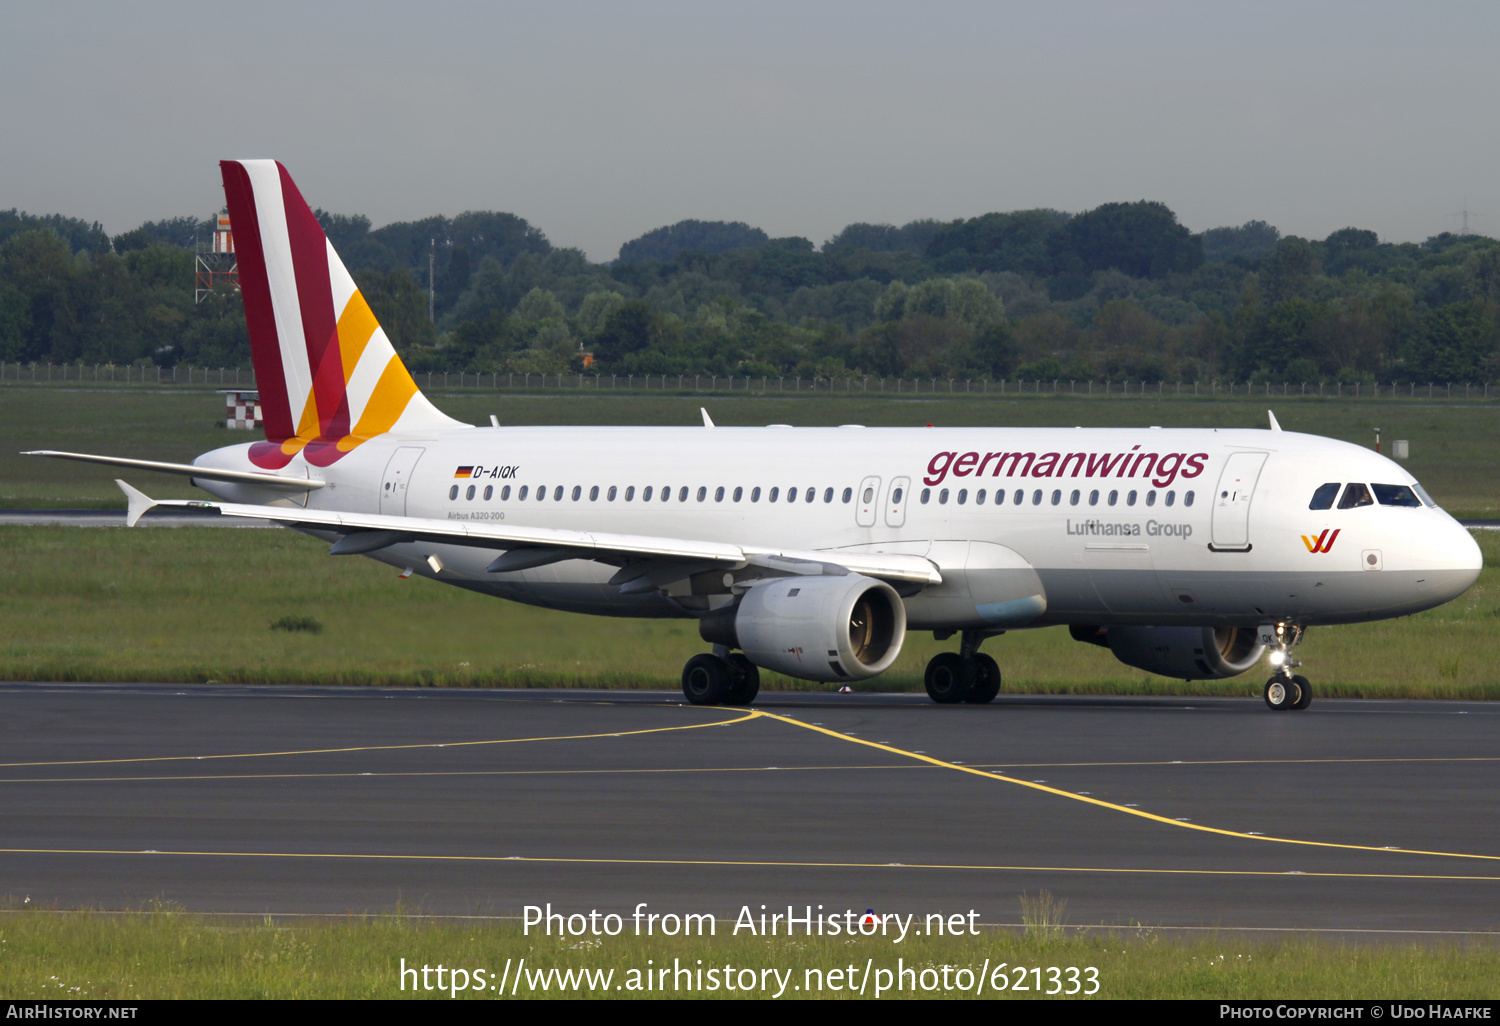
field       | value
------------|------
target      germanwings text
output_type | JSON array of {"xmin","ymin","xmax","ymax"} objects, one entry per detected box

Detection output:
[{"xmin": 924, "ymin": 447, "xmax": 1209, "ymax": 488}]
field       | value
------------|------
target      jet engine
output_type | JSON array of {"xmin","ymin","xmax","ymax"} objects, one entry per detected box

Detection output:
[
  {"xmin": 1070, "ymin": 625, "xmax": 1265, "ymax": 681},
  {"xmin": 700, "ymin": 575, "xmax": 906, "ymax": 682}
]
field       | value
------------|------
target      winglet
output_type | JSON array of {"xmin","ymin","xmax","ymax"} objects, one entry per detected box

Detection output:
[
  {"xmin": 115, "ymin": 479, "xmax": 157, "ymax": 527},
  {"xmin": 1267, "ymin": 410, "xmax": 1282, "ymax": 432},
  {"xmin": 701, "ymin": 408, "xmax": 715, "ymax": 428}
]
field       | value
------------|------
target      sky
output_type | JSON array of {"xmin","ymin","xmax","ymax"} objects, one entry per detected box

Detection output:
[{"xmin": 2, "ymin": 1, "xmax": 1497, "ymax": 261}]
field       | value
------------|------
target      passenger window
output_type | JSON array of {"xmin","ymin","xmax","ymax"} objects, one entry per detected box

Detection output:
[
  {"xmin": 537, "ymin": 485, "xmax": 547, "ymax": 501},
  {"xmin": 734, "ymin": 486, "xmax": 743, "ymax": 502},
  {"xmin": 939, "ymin": 488, "xmax": 950, "ymax": 504},
  {"xmin": 624, "ymin": 486, "xmax": 634, "ymax": 501},
  {"xmin": 554, "ymin": 486, "xmax": 564, "ymax": 501},
  {"xmin": 1069, "ymin": 489, "xmax": 1080, "ymax": 506},
  {"xmin": 1013, "ymin": 489, "xmax": 1023, "ymax": 505},
  {"xmin": 642, "ymin": 486, "xmax": 653, "ymax": 501},
  {"xmin": 715, "ymin": 486, "xmax": 725, "ymax": 502},
  {"xmin": 824, "ymin": 488, "xmax": 834, "ymax": 503},
  {"xmin": 752, "ymin": 487, "xmax": 761, "ymax": 502},
  {"xmin": 1309, "ymin": 482, "xmax": 1340, "ymax": 510},
  {"xmin": 957, "ymin": 489, "xmax": 967, "ymax": 505},
  {"xmin": 1032, "ymin": 490, "xmax": 1042, "ymax": 505},
  {"xmin": 1145, "ymin": 490, "xmax": 1156, "ymax": 507},
  {"xmin": 893, "ymin": 486, "xmax": 904, "ymax": 503},
  {"xmin": 518, "ymin": 485, "xmax": 529, "ymax": 500},
  {"xmin": 787, "ymin": 487, "xmax": 797, "ymax": 503},
  {"xmin": 1184, "ymin": 490, "xmax": 1195, "ymax": 507},
  {"xmin": 1089, "ymin": 489, "xmax": 1099, "ymax": 506},
  {"xmin": 607, "ymin": 486, "xmax": 617, "ymax": 501},
  {"xmin": 1165, "ymin": 490, "xmax": 1175, "ymax": 506},
  {"xmin": 678, "ymin": 486, "xmax": 689, "ymax": 502},
  {"xmin": 484, "ymin": 485, "xmax": 493, "ymax": 500},
  {"xmin": 1108, "ymin": 490, "xmax": 1118, "ymax": 506},
  {"xmin": 1126, "ymin": 490, "xmax": 1137, "ymax": 506},
  {"xmin": 1050, "ymin": 489, "xmax": 1061, "ymax": 506},
  {"xmin": 571, "ymin": 486, "xmax": 581, "ymax": 501},
  {"xmin": 976, "ymin": 488, "xmax": 986, "ymax": 504},
  {"xmin": 1372, "ymin": 483, "xmax": 1421, "ymax": 507},
  {"xmin": 805, "ymin": 487, "xmax": 815, "ymax": 503},
  {"xmin": 920, "ymin": 488, "xmax": 930, "ymax": 504},
  {"xmin": 995, "ymin": 489, "xmax": 1005, "ymax": 506},
  {"xmin": 590, "ymin": 485, "xmax": 599, "ymax": 501},
  {"xmin": 465, "ymin": 485, "xmax": 475, "ymax": 500},
  {"xmin": 1338, "ymin": 483, "xmax": 1374, "ymax": 509},
  {"xmin": 449, "ymin": 485, "xmax": 458, "ymax": 500},
  {"xmin": 769, "ymin": 487, "xmax": 780, "ymax": 502},
  {"xmin": 501, "ymin": 485, "xmax": 511, "ymax": 501},
  {"xmin": 696, "ymin": 486, "xmax": 707, "ymax": 502}
]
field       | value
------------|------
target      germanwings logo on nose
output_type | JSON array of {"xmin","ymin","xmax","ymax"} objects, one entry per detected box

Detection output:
[{"xmin": 1302, "ymin": 529, "xmax": 1340, "ymax": 553}]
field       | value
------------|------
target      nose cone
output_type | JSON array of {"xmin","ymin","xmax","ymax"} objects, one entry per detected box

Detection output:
[{"xmin": 1429, "ymin": 519, "xmax": 1483, "ymax": 604}]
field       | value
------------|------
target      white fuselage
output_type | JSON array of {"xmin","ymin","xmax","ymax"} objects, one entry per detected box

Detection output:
[{"xmin": 194, "ymin": 425, "xmax": 1482, "ymax": 631}]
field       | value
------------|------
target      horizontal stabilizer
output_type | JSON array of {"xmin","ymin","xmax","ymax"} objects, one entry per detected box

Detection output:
[{"xmin": 24, "ymin": 451, "xmax": 324, "ymax": 491}]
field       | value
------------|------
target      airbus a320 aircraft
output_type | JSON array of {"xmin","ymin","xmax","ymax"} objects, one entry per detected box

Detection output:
[{"xmin": 28, "ymin": 161, "xmax": 1483, "ymax": 711}]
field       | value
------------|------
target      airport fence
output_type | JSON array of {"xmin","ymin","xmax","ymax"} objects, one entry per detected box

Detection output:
[{"xmin": 0, "ymin": 361, "xmax": 1494, "ymax": 402}]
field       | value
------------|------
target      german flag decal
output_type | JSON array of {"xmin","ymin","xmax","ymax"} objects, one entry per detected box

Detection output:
[{"xmin": 454, "ymin": 466, "xmax": 474, "ymax": 479}]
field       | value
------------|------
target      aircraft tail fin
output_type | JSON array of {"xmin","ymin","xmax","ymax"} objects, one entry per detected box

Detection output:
[{"xmin": 219, "ymin": 160, "xmax": 463, "ymax": 470}]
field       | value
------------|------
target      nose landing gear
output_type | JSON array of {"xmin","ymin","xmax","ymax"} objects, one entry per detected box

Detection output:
[{"xmin": 1263, "ymin": 624, "xmax": 1311, "ymax": 711}]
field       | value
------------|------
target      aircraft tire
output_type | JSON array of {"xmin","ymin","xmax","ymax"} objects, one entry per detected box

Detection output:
[
  {"xmin": 682, "ymin": 654, "xmax": 732, "ymax": 705},
  {"xmin": 964, "ymin": 654, "xmax": 1001, "ymax": 704},
  {"xmin": 1289, "ymin": 674, "xmax": 1312, "ymax": 711},
  {"xmin": 724, "ymin": 654, "xmax": 761, "ymax": 706},
  {"xmin": 925, "ymin": 652, "xmax": 972, "ymax": 704},
  {"xmin": 1264, "ymin": 676, "xmax": 1295, "ymax": 711}
]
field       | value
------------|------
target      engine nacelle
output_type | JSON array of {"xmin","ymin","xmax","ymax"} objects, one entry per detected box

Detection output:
[
  {"xmin": 700, "ymin": 575, "xmax": 906, "ymax": 683},
  {"xmin": 1072, "ymin": 625, "xmax": 1265, "ymax": 681}
]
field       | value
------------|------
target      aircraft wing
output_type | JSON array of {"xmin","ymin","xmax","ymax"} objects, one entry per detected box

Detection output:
[
  {"xmin": 114, "ymin": 481, "xmax": 942, "ymax": 587},
  {"xmin": 24, "ymin": 451, "xmax": 324, "ymax": 491}
]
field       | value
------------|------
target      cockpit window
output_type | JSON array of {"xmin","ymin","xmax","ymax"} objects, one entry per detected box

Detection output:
[
  {"xmin": 1412, "ymin": 482, "xmax": 1438, "ymax": 507},
  {"xmin": 1372, "ymin": 483, "xmax": 1422, "ymax": 507},
  {"xmin": 1337, "ymin": 482, "xmax": 1374, "ymax": 509},
  {"xmin": 1309, "ymin": 482, "xmax": 1340, "ymax": 510}
]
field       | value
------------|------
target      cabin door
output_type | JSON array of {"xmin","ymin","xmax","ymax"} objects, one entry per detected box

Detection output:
[{"xmin": 1210, "ymin": 451, "xmax": 1267, "ymax": 552}]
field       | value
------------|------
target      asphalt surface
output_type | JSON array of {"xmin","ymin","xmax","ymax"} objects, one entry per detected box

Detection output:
[{"xmin": 0, "ymin": 683, "xmax": 1496, "ymax": 935}]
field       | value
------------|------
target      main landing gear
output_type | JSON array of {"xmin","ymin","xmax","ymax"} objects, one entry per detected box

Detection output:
[
  {"xmin": 924, "ymin": 630, "xmax": 1002, "ymax": 705},
  {"xmin": 681, "ymin": 648, "xmax": 760, "ymax": 706},
  {"xmin": 1263, "ymin": 623, "xmax": 1312, "ymax": 712}
]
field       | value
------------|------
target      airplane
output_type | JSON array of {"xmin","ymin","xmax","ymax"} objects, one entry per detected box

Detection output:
[{"xmin": 26, "ymin": 161, "xmax": 1483, "ymax": 712}]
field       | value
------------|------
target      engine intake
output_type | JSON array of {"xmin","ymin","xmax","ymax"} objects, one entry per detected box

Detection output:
[
  {"xmin": 700, "ymin": 574, "xmax": 906, "ymax": 683},
  {"xmin": 1071, "ymin": 624, "xmax": 1264, "ymax": 681}
]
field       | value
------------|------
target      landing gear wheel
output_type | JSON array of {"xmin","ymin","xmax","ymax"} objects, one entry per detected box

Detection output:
[
  {"xmin": 964, "ymin": 653, "xmax": 1001, "ymax": 704},
  {"xmin": 925, "ymin": 652, "xmax": 972, "ymax": 704},
  {"xmin": 724, "ymin": 654, "xmax": 761, "ymax": 706},
  {"xmin": 682, "ymin": 653, "xmax": 731, "ymax": 705},
  {"xmin": 1289, "ymin": 674, "xmax": 1312, "ymax": 711},
  {"xmin": 1264, "ymin": 676, "xmax": 1297, "ymax": 711}
]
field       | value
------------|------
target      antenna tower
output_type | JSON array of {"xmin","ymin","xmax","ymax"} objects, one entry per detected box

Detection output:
[{"xmin": 195, "ymin": 208, "xmax": 239, "ymax": 303}]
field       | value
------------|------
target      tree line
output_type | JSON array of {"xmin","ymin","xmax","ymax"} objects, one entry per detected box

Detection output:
[{"xmin": 2, "ymin": 198, "xmax": 1497, "ymax": 385}]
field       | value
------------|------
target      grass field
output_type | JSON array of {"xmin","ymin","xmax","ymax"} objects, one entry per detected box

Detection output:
[
  {"xmin": 1, "ymin": 524, "xmax": 1497, "ymax": 696},
  {"xmin": 2, "ymin": 386, "xmax": 1498, "ymax": 515},
  {"xmin": 0, "ymin": 907, "xmax": 1496, "ymax": 999}
]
